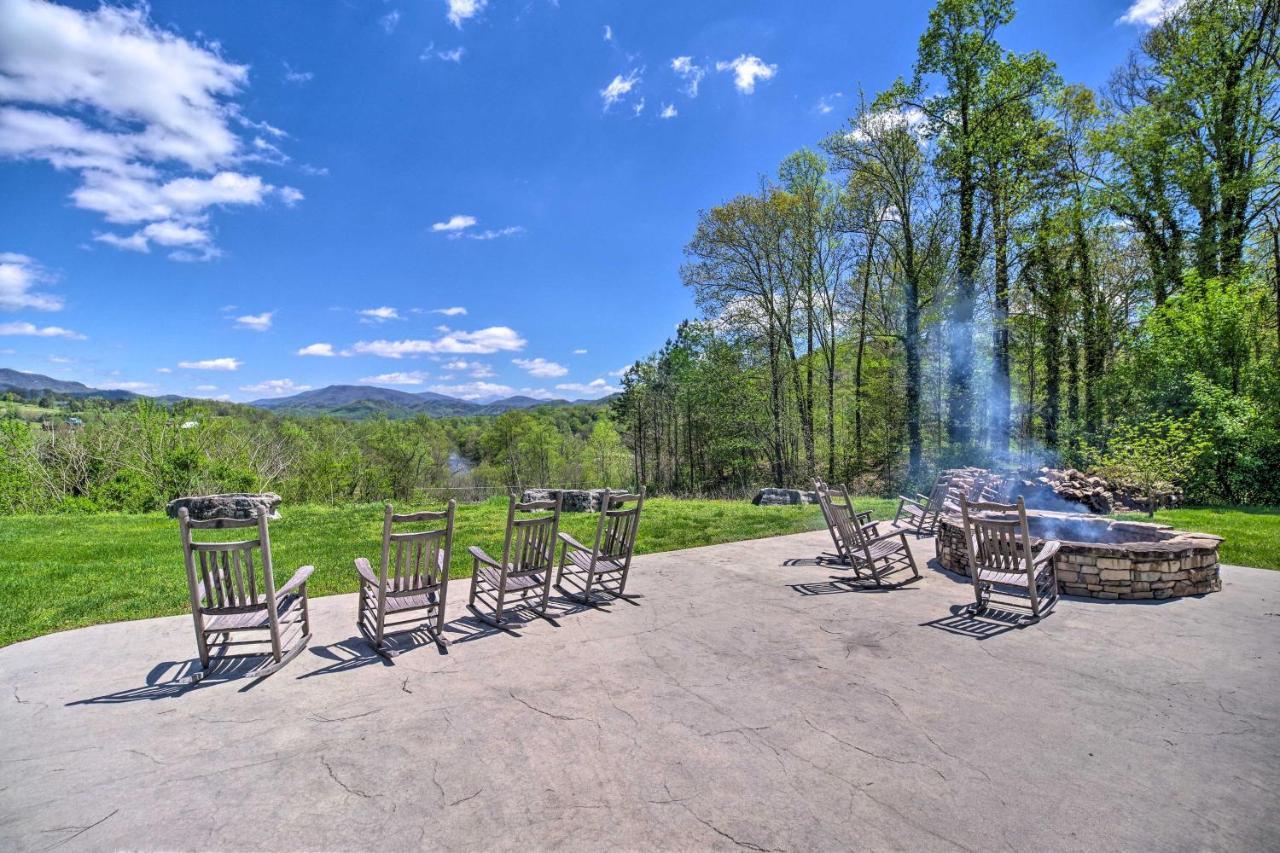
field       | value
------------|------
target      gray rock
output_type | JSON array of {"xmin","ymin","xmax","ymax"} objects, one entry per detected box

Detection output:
[
  {"xmin": 520, "ymin": 488, "xmax": 609, "ymax": 512},
  {"xmin": 166, "ymin": 492, "xmax": 282, "ymax": 521},
  {"xmin": 751, "ymin": 488, "xmax": 817, "ymax": 506}
]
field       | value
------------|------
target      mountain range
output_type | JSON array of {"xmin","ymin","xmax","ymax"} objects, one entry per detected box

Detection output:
[{"xmin": 0, "ymin": 369, "xmax": 607, "ymax": 418}]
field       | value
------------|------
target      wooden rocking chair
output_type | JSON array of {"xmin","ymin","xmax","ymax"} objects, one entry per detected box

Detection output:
[
  {"xmin": 959, "ymin": 496, "xmax": 1062, "ymax": 622},
  {"xmin": 178, "ymin": 505, "xmax": 313, "ymax": 681},
  {"xmin": 355, "ymin": 501, "xmax": 455, "ymax": 657},
  {"xmin": 817, "ymin": 483, "xmax": 920, "ymax": 586},
  {"xmin": 556, "ymin": 488, "xmax": 645, "ymax": 602},
  {"xmin": 813, "ymin": 479, "xmax": 877, "ymax": 562},
  {"xmin": 468, "ymin": 493, "xmax": 561, "ymax": 625},
  {"xmin": 893, "ymin": 474, "xmax": 951, "ymax": 534}
]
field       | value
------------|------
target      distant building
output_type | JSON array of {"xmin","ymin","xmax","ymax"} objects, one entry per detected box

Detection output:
[
  {"xmin": 66, "ymin": 416, "xmax": 84, "ymax": 427},
  {"xmin": 180, "ymin": 420, "xmax": 200, "ymax": 429}
]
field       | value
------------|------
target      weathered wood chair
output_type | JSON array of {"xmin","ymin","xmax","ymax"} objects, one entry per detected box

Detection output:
[
  {"xmin": 468, "ymin": 493, "xmax": 561, "ymax": 625},
  {"xmin": 959, "ymin": 495, "xmax": 1062, "ymax": 622},
  {"xmin": 817, "ymin": 483, "xmax": 920, "ymax": 586},
  {"xmin": 178, "ymin": 505, "xmax": 312, "ymax": 681},
  {"xmin": 355, "ymin": 501, "xmax": 455, "ymax": 657},
  {"xmin": 556, "ymin": 488, "xmax": 645, "ymax": 602},
  {"xmin": 893, "ymin": 474, "xmax": 951, "ymax": 534},
  {"xmin": 813, "ymin": 479, "xmax": 878, "ymax": 561}
]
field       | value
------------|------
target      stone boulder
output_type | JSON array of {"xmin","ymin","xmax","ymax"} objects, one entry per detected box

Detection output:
[
  {"xmin": 166, "ymin": 492, "xmax": 282, "ymax": 522},
  {"xmin": 751, "ymin": 488, "xmax": 817, "ymax": 507},
  {"xmin": 520, "ymin": 488, "xmax": 608, "ymax": 513}
]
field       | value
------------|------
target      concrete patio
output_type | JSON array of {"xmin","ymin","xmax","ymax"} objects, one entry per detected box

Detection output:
[{"xmin": 1, "ymin": 530, "xmax": 1277, "ymax": 852}]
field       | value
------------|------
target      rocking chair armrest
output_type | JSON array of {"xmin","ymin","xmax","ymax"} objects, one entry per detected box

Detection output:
[
  {"xmin": 468, "ymin": 545, "xmax": 501, "ymax": 569},
  {"xmin": 557, "ymin": 531, "xmax": 591, "ymax": 553},
  {"xmin": 277, "ymin": 565, "xmax": 314, "ymax": 598},
  {"xmin": 855, "ymin": 510, "xmax": 874, "ymax": 525},
  {"xmin": 897, "ymin": 495, "xmax": 927, "ymax": 511},
  {"xmin": 863, "ymin": 530, "xmax": 910, "ymax": 548},
  {"xmin": 1033, "ymin": 540, "xmax": 1063, "ymax": 565},
  {"xmin": 354, "ymin": 557, "xmax": 379, "ymax": 588}
]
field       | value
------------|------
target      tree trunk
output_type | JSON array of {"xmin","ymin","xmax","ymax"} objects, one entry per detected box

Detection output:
[{"xmin": 989, "ymin": 185, "xmax": 1011, "ymax": 457}]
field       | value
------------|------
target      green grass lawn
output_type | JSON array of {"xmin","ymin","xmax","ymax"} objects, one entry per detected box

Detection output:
[
  {"xmin": 1118, "ymin": 506, "xmax": 1280, "ymax": 571},
  {"xmin": 0, "ymin": 497, "xmax": 896, "ymax": 648}
]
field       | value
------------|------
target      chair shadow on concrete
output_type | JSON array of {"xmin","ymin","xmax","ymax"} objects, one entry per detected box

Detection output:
[
  {"xmin": 788, "ymin": 572, "xmax": 921, "ymax": 596},
  {"xmin": 920, "ymin": 603, "xmax": 1025, "ymax": 640},
  {"xmin": 66, "ymin": 656, "xmax": 273, "ymax": 705},
  {"xmin": 298, "ymin": 637, "xmax": 399, "ymax": 679}
]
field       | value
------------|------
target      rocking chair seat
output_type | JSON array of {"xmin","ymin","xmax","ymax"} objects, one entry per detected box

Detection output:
[
  {"xmin": 203, "ymin": 592, "xmax": 305, "ymax": 632},
  {"xmin": 475, "ymin": 562, "xmax": 545, "ymax": 591},
  {"xmin": 858, "ymin": 537, "xmax": 907, "ymax": 562},
  {"xmin": 563, "ymin": 547, "xmax": 625, "ymax": 573}
]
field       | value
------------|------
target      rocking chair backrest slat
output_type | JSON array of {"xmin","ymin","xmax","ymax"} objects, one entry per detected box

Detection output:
[
  {"xmin": 500, "ymin": 493, "xmax": 560, "ymax": 577},
  {"xmin": 814, "ymin": 482, "xmax": 859, "ymax": 560},
  {"xmin": 179, "ymin": 506, "xmax": 276, "ymax": 613},
  {"xmin": 959, "ymin": 496, "xmax": 1035, "ymax": 578},
  {"xmin": 380, "ymin": 501, "xmax": 455, "ymax": 594},
  {"xmin": 597, "ymin": 488, "xmax": 644, "ymax": 562}
]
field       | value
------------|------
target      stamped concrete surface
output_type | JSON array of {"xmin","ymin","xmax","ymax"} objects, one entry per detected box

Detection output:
[{"xmin": 1, "ymin": 531, "xmax": 1277, "ymax": 852}]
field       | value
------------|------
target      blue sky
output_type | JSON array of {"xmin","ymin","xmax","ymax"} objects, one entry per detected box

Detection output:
[{"xmin": 0, "ymin": 0, "xmax": 1170, "ymax": 402}]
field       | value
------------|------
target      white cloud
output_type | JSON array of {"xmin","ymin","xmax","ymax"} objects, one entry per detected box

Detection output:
[
  {"xmin": 573, "ymin": 348, "xmax": 588, "ymax": 355},
  {"xmin": 0, "ymin": 321, "xmax": 84, "ymax": 339},
  {"xmin": 464, "ymin": 226, "xmax": 524, "ymax": 240},
  {"xmin": 0, "ymin": 252, "xmax": 63, "ymax": 311},
  {"xmin": 427, "ymin": 381, "xmax": 514, "ymax": 401},
  {"xmin": 439, "ymin": 46, "xmax": 466, "ymax": 63},
  {"xmin": 633, "ymin": 97, "xmax": 646, "ymax": 117},
  {"xmin": 380, "ymin": 10, "xmax": 401, "ymax": 33},
  {"xmin": 715, "ymin": 54, "xmax": 777, "ymax": 94},
  {"xmin": 601, "ymin": 70, "xmax": 641, "ymax": 110},
  {"xmin": 659, "ymin": 103, "xmax": 677, "ymax": 119},
  {"xmin": 178, "ymin": 357, "xmax": 241, "ymax": 371},
  {"xmin": 846, "ymin": 106, "xmax": 927, "ymax": 143},
  {"xmin": 0, "ymin": 1, "xmax": 300, "ymax": 259},
  {"xmin": 443, "ymin": 358, "xmax": 494, "ymax": 377},
  {"xmin": 445, "ymin": 0, "xmax": 486, "ymax": 28},
  {"xmin": 240, "ymin": 378, "xmax": 310, "ymax": 396},
  {"xmin": 282, "ymin": 62, "xmax": 313, "ymax": 84},
  {"xmin": 432, "ymin": 214, "xmax": 478, "ymax": 233},
  {"xmin": 297, "ymin": 342, "xmax": 336, "ymax": 357},
  {"xmin": 360, "ymin": 371, "xmax": 429, "ymax": 386},
  {"xmin": 360, "ymin": 306, "xmax": 403, "ymax": 323},
  {"xmin": 102, "ymin": 380, "xmax": 155, "ymax": 392},
  {"xmin": 1118, "ymin": 0, "xmax": 1185, "ymax": 26},
  {"xmin": 670, "ymin": 56, "xmax": 705, "ymax": 98},
  {"xmin": 156, "ymin": 367, "xmax": 172, "ymax": 373},
  {"xmin": 432, "ymin": 306, "xmax": 468, "ymax": 316},
  {"xmin": 513, "ymin": 357, "xmax": 568, "ymax": 378},
  {"xmin": 603, "ymin": 24, "xmax": 613, "ymax": 42},
  {"xmin": 354, "ymin": 326, "xmax": 526, "ymax": 358},
  {"xmin": 607, "ymin": 365, "xmax": 629, "ymax": 377},
  {"xmin": 194, "ymin": 384, "xmax": 218, "ymax": 391},
  {"xmin": 555, "ymin": 378, "xmax": 620, "ymax": 397},
  {"xmin": 816, "ymin": 92, "xmax": 843, "ymax": 115},
  {"xmin": 234, "ymin": 311, "xmax": 273, "ymax": 332}
]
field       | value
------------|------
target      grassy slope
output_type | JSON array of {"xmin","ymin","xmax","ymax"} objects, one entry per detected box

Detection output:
[
  {"xmin": 1117, "ymin": 506, "xmax": 1280, "ymax": 571},
  {"xmin": 0, "ymin": 497, "xmax": 896, "ymax": 648}
]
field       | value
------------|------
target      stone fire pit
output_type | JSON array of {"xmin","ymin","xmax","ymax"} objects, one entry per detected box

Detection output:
[{"xmin": 935, "ymin": 509, "xmax": 1222, "ymax": 600}]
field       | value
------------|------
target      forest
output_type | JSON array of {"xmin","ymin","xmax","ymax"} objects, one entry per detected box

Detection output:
[{"xmin": 613, "ymin": 0, "xmax": 1280, "ymax": 505}]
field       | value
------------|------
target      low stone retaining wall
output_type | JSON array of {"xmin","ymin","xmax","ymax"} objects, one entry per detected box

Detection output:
[
  {"xmin": 520, "ymin": 489, "xmax": 608, "ymax": 512},
  {"xmin": 935, "ymin": 514, "xmax": 1222, "ymax": 600},
  {"xmin": 166, "ymin": 492, "xmax": 282, "ymax": 521}
]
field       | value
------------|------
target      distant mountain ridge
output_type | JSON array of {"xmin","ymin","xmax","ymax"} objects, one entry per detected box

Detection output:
[
  {"xmin": 1, "ymin": 369, "xmax": 607, "ymax": 419},
  {"xmin": 250, "ymin": 384, "xmax": 584, "ymax": 419}
]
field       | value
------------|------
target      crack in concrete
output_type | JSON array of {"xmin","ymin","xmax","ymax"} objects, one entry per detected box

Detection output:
[
  {"xmin": 309, "ymin": 708, "xmax": 382, "ymax": 723},
  {"xmin": 508, "ymin": 690, "xmax": 584, "ymax": 722},
  {"xmin": 39, "ymin": 808, "xmax": 118, "ymax": 851},
  {"xmin": 319, "ymin": 755, "xmax": 374, "ymax": 800},
  {"xmin": 802, "ymin": 717, "xmax": 946, "ymax": 781}
]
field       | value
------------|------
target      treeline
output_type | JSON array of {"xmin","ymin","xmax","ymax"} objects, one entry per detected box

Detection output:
[
  {"xmin": 612, "ymin": 0, "xmax": 1280, "ymax": 504},
  {"xmin": 0, "ymin": 400, "xmax": 630, "ymax": 515}
]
